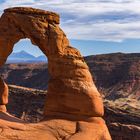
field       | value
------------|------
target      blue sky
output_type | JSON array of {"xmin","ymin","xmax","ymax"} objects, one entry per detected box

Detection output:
[{"xmin": 0, "ymin": 0, "xmax": 140, "ymax": 56}]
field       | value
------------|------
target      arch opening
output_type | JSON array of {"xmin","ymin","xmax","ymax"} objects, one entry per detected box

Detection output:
[
  {"xmin": 7, "ymin": 39, "xmax": 47, "ymax": 63},
  {"xmin": 1, "ymin": 39, "xmax": 49, "ymax": 122},
  {"xmin": 2, "ymin": 39, "xmax": 49, "ymax": 90}
]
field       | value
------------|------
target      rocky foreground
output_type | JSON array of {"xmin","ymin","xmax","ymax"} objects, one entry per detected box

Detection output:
[
  {"xmin": 0, "ymin": 84, "xmax": 112, "ymax": 140},
  {"xmin": 6, "ymin": 85, "xmax": 140, "ymax": 140}
]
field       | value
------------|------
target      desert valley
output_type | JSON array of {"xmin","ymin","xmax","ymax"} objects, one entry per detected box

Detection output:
[{"xmin": 0, "ymin": 52, "xmax": 140, "ymax": 139}]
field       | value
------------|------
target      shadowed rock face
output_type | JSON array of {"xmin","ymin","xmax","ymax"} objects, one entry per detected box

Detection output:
[{"xmin": 0, "ymin": 7, "xmax": 111, "ymax": 140}]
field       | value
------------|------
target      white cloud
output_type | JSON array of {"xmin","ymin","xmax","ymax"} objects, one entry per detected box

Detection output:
[
  {"xmin": 0, "ymin": 0, "xmax": 140, "ymax": 42},
  {"xmin": 62, "ymin": 21, "xmax": 140, "ymax": 42}
]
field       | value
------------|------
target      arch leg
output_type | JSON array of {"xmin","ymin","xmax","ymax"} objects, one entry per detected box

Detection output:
[{"xmin": 0, "ymin": 78, "xmax": 8, "ymax": 112}]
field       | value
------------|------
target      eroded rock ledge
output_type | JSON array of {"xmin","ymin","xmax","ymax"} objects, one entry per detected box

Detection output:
[
  {"xmin": 0, "ymin": 7, "xmax": 111, "ymax": 140},
  {"xmin": 4, "ymin": 7, "xmax": 60, "ymax": 24}
]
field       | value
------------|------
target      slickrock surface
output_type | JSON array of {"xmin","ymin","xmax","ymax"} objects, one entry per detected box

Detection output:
[
  {"xmin": 0, "ymin": 7, "xmax": 111, "ymax": 140},
  {"xmin": 3, "ymin": 85, "xmax": 140, "ymax": 140}
]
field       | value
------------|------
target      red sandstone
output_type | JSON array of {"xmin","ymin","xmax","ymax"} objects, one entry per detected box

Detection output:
[{"xmin": 0, "ymin": 7, "xmax": 111, "ymax": 140}]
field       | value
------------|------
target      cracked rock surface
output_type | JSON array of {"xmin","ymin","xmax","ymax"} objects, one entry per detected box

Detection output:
[{"xmin": 0, "ymin": 7, "xmax": 111, "ymax": 140}]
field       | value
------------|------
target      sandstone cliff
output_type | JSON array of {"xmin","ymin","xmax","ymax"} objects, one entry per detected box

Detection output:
[{"xmin": 0, "ymin": 7, "xmax": 111, "ymax": 140}]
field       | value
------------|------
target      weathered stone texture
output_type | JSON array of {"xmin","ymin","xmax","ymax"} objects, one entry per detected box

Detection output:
[{"xmin": 0, "ymin": 7, "xmax": 111, "ymax": 140}]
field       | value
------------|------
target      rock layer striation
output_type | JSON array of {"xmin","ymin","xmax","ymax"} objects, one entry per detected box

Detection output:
[{"xmin": 0, "ymin": 7, "xmax": 111, "ymax": 140}]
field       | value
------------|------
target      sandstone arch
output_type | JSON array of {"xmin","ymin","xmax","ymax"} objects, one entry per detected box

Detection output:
[{"xmin": 0, "ymin": 7, "xmax": 111, "ymax": 140}]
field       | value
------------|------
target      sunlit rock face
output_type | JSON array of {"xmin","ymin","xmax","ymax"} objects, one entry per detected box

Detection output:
[{"xmin": 0, "ymin": 7, "xmax": 111, "ymax": 140}]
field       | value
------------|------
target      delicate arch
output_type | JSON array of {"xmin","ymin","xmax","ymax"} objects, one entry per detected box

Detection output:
[
  {"xmin": 0, "ymin": 7, "xmax": 104, "ymax": 120},
  {"xmin": 0, "ymin": 7, "xmax": 112, "ymax": 140}
]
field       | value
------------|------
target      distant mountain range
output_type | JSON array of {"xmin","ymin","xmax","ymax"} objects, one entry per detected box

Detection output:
[{"xmin": 7, "ymin": 51, "xmax": 47, "ymax": 63}]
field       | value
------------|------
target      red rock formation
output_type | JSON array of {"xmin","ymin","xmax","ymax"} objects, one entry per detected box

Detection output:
[
  {"xmin": 0, "ymin": 7, "xmax": 111, "ymax": 140},
  {"xmin": 0, "ymin": 79, "xmax": 8, "ymax": 112},
  {"xmin": 3, "ymin": 85, "xmax": 140, "ymax": 140}
]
